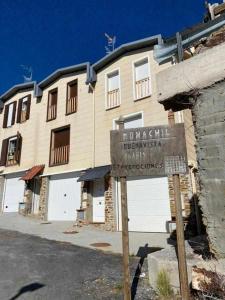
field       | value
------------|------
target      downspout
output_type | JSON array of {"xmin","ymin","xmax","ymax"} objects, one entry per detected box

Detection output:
[{"xmin": 88, "ymin": 83, "xmax": 95, "ymax": 168}]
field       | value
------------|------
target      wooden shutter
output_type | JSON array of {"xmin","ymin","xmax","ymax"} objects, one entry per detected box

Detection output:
[
  {"xmin": 15, "ymin": 133, "xmax": 22, "ymax": 164},
  {"xmin": 17, "ymin": 99, "xmax": 23, "ymax": 123},
  {"xmin": 11, "ymin": 101, "xmax": 17, "ymax": 125},
  {"xmin": 26, "ymin": 95, "xmax": 31, "ymax": 120},
  {"xmin": 3, "ymin": 105, "xmax": 9, "ymax": 128},
  {"xmin": 0, "ymin": 138, "xmax": 9, "ymax": 166}
]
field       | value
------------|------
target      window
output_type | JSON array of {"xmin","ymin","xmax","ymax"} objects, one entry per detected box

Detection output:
[
  {"xmin": 49, "ymin": 126, "xmax": 70, "ymax": 166},
  {"xmin": 47, "ymin": 88, "xmax": 57, "ymax": 121},
  {"xmin": 106, "ymin": 70, "xmax": 120, "ymax": 109},
  {"xmin": 17, "ymin": 95, "xmax": 31, "ymax": 123},
  {"xmin": 3, "ymin": 101, "xmax": 17, "ymax": 128},
  {"xmin": 114, "ymin": 113, "xmax": 143, "ymax": 129},
  {"xmin": 66, "ymin": 80, "xmax": 77, "ymax": 115},
  {"xmin": 0, "ymin": 133, "xmax": 22, "ymax": 166},
  {"xmin": 134, "ymin": 58, "xmax": 151, "ymax": 100}
]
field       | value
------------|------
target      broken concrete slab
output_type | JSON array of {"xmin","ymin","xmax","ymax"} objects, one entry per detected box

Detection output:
[{"xmin": 147, "ymin": 242, "xmax": 203, "ymax": 292}]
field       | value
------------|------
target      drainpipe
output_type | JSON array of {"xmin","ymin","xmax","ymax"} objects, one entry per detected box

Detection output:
[{"xmin": 88, "ymin": 83, "xmax": 95, "ymax": 168}]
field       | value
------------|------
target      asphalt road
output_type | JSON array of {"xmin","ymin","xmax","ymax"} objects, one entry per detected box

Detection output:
[{"xmin": 0, "ymin": 229, "xmax": 154, "ymax": 300}]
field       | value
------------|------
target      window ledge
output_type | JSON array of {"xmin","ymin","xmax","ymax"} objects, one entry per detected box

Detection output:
[
  {"xmin": 105, "ymin": 104, "xmax": 120, "ymax": 111},
  {"xmin": 134, "ymin": 94, "xmax": 152, "ymax": 102},
  {"xmin": 49, "ymin": 161, "xmax": 69, "ymax": 167}
]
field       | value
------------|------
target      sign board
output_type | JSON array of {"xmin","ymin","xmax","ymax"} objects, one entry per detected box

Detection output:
[{"xmin": 110, "ymin": 124, "xmax": 188, "ymax": 177}]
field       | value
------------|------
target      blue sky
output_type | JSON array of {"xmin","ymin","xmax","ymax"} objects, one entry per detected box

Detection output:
[{"xmin": 0, "ymin": 0, "xmax": 218, "ymax": 94}]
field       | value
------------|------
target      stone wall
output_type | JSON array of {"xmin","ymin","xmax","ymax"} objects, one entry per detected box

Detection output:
[
  {"xmin": 104, "ymin": 176, "xmax": 116, "ymax": 231},
  {"xmin": 39, "ymin": 176, "xmax": 49, "ymax": 220},
  {"xmin": 191, "ymin": 81, "xmax": 225, "ymax": 258}
]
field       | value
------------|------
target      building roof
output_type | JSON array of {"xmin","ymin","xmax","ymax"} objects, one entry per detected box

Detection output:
[
  {"xmin": 38, "ymin": 63, "xmax": 90, "ymax": 89},
  {"xmin": 21, "ymin": 165, "xmax": 45, "ymax": 181},
  {"xmin": 77, "ymin": 165, "xmax": 111, "ymax": 182},
  {"xmin": 0, "ymin": 81, "xmax": 36, "ymax": 103},
  {"xmin": 90, "ymin": 34, "xmax": 162, "ymax": 77}
]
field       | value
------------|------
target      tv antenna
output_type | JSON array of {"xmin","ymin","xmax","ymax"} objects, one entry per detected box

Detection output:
[
  {"xmin": 105, "ymin": 33, "xmax": 116, "ymax": 54},
  {"xmin": 20, "ymin": 65, "xmax": 33, "ymax": 82}
]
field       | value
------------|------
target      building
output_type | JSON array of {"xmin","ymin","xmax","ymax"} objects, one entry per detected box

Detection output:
[{"xmin": 0, "ymin": 35, "xmax": 196, "ymax": 233}]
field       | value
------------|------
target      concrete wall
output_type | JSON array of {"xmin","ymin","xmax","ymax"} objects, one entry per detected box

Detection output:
[{"xmin": 191, "ymin": 81, "xmax": 225, "ymax": 257}]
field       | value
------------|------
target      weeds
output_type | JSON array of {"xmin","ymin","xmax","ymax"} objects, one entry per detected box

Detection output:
[{"xmin": 156, "ymin": 269, "xmax": 174, "ymax": 299}]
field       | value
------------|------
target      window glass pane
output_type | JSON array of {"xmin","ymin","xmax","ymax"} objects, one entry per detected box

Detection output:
[
  {"xmin": 22, "ymin": 97, "xmax": 28, "ymax": 111},
  {"xmin": 7, "ymin": 103, "xmax": 14, "ymax": 127},
  {"xmin": 8, "ymin": 138, "xmax": 17, "ymax": 155},
  {"xmin": 135, "ymin": 59, "xmax": 149, "ymax": 81},
  {"xmin": 124, "ymin": 115, "xmax": 143, "ymax": 129},
  {"xmin": 108, "ymin": 72, "xmax": 119, "ymax": 91}
]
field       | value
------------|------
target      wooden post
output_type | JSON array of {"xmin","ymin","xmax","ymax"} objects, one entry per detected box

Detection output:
[
  {"xmin": 168, "ymin": 111, "xmax": 190, "ymax": 300},
  {"xmin": 117, "ymin": 116, "xmax": 131, "ymax": 300}
]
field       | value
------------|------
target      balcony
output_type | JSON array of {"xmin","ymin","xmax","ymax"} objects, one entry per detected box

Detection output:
[
  {"xmin": 50, "ymin": 145, "xmax": 69, "ymax": 166},
  {"xmin": 6, "ymin": 154, "xmax": 17, "ymax": 166},
  {"xmin": 47, "ymin": 104, "xmax": 57, "ymax": 121},
  {"xmin": 66, "ymin": 97, "xmax": 77, "ymax": 114},
  {"xmin": 106, "ymin": 88, "xmax": 120, "ymax": 109},
  {"xmin": 135, "ymin": 77, "xmax": 150, "ymax": 100}
]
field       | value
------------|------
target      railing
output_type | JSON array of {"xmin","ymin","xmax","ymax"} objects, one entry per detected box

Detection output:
[
  {"xmin": 107, "ymin": 89, "xmax": 120, "ymax": 109},
  {"xmin": 135, "ymin": 77, "xmax": 150, "ymax": 99},
  {"xmin": 47, "ymin": 104, "xmax": 57, "ymax": 120},
  {"xmin": 50, "ymin": 145, "xmax": 69, "ymax": 166},
  {"xmin": 21, "ymin": 110, "xmax": 27, "ymax": 122},
  {"xmin": 66, "ymin": 97, "xmax": 77, "ymax": 114},
  {"xmin": 6, "ymin": 155, "xmax": 17, "ymax": 166}
]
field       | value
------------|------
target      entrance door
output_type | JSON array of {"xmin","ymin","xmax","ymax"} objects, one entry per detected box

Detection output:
[
  {"xmin": 3, "ymin": 174, "xmax": 25, "ymax": 212},
  {"xmin": 93, "ymin": 179, "xmax": 105, "ymax": 222}
]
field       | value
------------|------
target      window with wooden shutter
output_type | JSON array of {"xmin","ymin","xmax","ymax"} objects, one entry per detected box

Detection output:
[
  {"xmin": 3, "ymin": 105, "xmax": 9, "ymax": 128},
  {"xmin": 15, "ymin": 133, "xmax": 22, "ymax": 164},
  {"xmin": 4, "ymin": 133, "xmax": 22, "ymax": 166},
  {"xmin": 49, "ymin": 126, "xmax": 70, "ymax": 166},
  {"xmin": 66, "ymin": 80, "xmax": 77, "ymax": 115},
  {"xmin": 0, "ymin": 139, "xmax": 9, "ymax": 166},
  {"xmin": 47, "ymin": 88, "xmax": 57, "ymax": 121},
  {"xmin": 11, "ymin": 101, "xmax": 17, "ymax": 125},
  {"xmin": 17, "ymin": 95, "xmax": 31, "ymax": 123}
]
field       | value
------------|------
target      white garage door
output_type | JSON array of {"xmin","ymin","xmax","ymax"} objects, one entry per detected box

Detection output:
[
  {"xmin": 3, "ymin": 174, "xmax": 25, "ymax": 212},
  {"xmin": 48, "ymin": 172, "xmax": 81, "ymax": 221},
  {"xmin": 117, "ymin": 176, "xmax": 171, "ymax": 232}
]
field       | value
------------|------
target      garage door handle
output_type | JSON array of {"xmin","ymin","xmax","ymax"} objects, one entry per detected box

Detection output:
[{"xmin": 64, "ymin": 194, "xmax": 67, "ymax": 197}]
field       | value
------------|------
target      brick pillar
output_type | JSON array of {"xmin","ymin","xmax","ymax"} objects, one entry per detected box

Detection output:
[
  {"xmin": 104, "ymin": 176, "xmax": 116, "ymax": 231},
  {"xmin": 39, "ymin": 176, "xmax": 49, "ymax": 220}
]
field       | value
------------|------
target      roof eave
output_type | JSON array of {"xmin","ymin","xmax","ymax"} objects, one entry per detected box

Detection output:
[
  {"xmin": 0, "ymin": 81, "xmax": 36, "ymax": 103},
  {"xmin": 38, "ymin": 62, "xmax": 90, "ymax": 91}
]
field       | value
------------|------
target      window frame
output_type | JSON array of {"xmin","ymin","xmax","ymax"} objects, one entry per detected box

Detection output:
[
  {"xmin": 4, "ymin": 133, "xmax": 22, "ymax": 167},
  {"xmin": 17, "ymin": 94, "xmax": 31, "ymax": 123},
  {"xmin": 46, "ymin": 88, "xmax": 58, "ymax": 122},
  {"xmin": 66, "ymin": 79, "xmax": 78, "ymax": 115},
  {"xmin": 105, "ymin": 68, "xmax": 121, "ymax": 110},
  {"xmin": 113, "ymin": 111, "xmax": 144, "ymax": 129},
  {"xmin": 49, "ymin": 125, "xmax": 70, "ymax": 167},
  {"xmin": 132, "ymin": 56, "xmax": 151, "ymax": 101}
]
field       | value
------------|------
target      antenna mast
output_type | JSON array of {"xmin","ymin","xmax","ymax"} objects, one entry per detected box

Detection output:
[
  {"xmin": 105, "ymin": 33, "xmax": 116, "ymax": 55},
  {"xmin": 20, "ymin": 65, "xmax": 33, "ymax": 82}
]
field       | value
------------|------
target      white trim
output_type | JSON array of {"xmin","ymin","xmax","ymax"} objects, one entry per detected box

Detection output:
[
  {"xmin": 2, "ymin": 169, "xmax": 29, "ymax": 175},
  {"xmin": 112, "ymin": 111, "xmax": 144, "ymax": 129},
  {"xmin": 40, "ymin": 167, "xmax": 84, "ymax": 177},
  {"xmin": 105, "ymin": 68, "xmax": 121, "ymax": 110},
  {"xmin": 132, "ymin": 55, "xmax": 152, "ymax": 101}
]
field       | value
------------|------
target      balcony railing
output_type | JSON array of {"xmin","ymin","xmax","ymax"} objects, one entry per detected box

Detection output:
[
  {"xmin": 47, "ymin": 104, "xmax": 57, "ymax": 120},
  {"xmin": 107, "ymin": 88, "xmax": 120, "ymax": 109},
  {"xmin": 6, "ymin": 154, "xmax": 17, "ymax": 166},
  {"xmin": 66, "ymin": 97, "xmax": 77, "ymax": 114},
  {"xmin": 135, "ymin": 77, "xmax": 150, "ymax": 99},
  {"xmin": 50, "ymin": 145, "xmax": 69, "ymax": 166}
]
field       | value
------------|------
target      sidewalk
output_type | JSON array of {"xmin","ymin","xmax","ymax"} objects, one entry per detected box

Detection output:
[{"xmin": 0, "ymin": 213, "xmax": 170, "ymax": 255}]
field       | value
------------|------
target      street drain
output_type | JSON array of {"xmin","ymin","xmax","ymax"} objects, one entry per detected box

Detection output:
[
  {"xmin": 90, "ymin": 242, "xmax": 111, "ymax": 247},
  {"xmin": 40, "ymin": 222, "xmax": 52, "ymax": 225}
]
